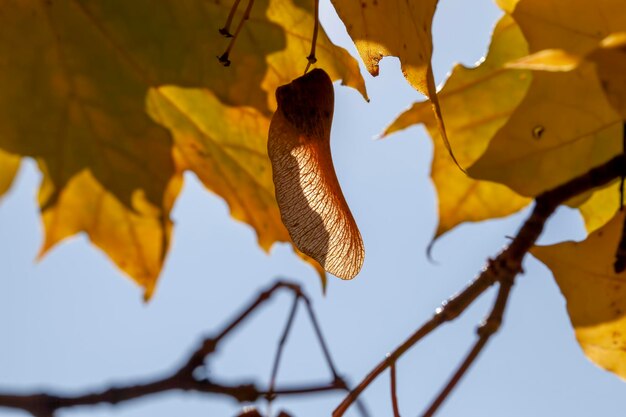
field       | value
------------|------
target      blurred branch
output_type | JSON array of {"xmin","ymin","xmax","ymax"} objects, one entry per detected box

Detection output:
[
  {"xmin": 334, "ymin": 154, "xmax": 626, "ymax": 417},
  {"xmin": 0, "ymin": 281, "xmax": 368, "ymax": 417},
  {"xmin": 421, "ymin": 276, "xmax": 513, "ymax": 417},
  {"xmin": 390, "ymin": 362, "xmax": 401, "ymax": 417},
  {"xmin": 3, "ymin": 156, "xmax": 624, "ymax": 417}
]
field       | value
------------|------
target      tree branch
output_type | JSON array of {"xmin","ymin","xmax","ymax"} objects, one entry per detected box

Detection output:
[
  {"xmin": 3, "ymin": 155, "xmax": 624, "ymax": 417},
  {"xmin": 0, "ymin": 281, "xmax": 366, "ymax": 417},
  {"xmin": 334, "ymin": 154, "xmax": 626, "ymax": 416}
]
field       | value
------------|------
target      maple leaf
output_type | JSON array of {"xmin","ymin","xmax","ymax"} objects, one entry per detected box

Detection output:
[
  {"xmin": 331, "ymin": 0, "xmax": 460, "ymax": 168},
  {"xmin": 578, "ymin": 180, "xmax": 622, "ymax": 233},
  {"xmin": 382, "ymin": 16, "xmax": 531, "ymax": 239},
  {"xmin": 0, "ymin": 0, "xmax": 363, "ymax": 297},
  {"xmin": 507, "ymin": 33, "xmax": 626, "ymax": 120},
  {"xmin": 469, "ymin": 0, "xmax": 626, "ymax": 197},
  {"xmin": 468, "ymin": 65, "xmax": 622, "ymax": 196},
  {"xmin": 532, "ymin": 211, "xmax": 626, "ymax": 380},
  {"xmin": 0, "ymin": 150, "xmax": 20, "ymax": 201}
]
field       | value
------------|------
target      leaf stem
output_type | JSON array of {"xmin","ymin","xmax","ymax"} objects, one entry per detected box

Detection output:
[
  {"xmin": 219, "ymin": 0, "xmax": 243, "ymax": 37},
  {"xmin": 218, "ymin": 0, "xmax": 255, "ymax": 66},
  {"xmin": 421, "ymin": 278, "xmax": 513, "ymax": 417},
  {"xmin": 304, "ymin": 0, "xmax": 320, "ymax": 74},
  {"xmin": 390, "ymin": 362, "xmax": 401, "ymax": 417},
  {"xmin": 334, "ymin": 154, "xmax": 626, "ymax": 417}
]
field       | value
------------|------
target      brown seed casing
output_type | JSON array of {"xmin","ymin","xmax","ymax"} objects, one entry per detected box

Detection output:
[{"xmin": 268, "ymin": 69, "xmax": 364, "ymax": 279}]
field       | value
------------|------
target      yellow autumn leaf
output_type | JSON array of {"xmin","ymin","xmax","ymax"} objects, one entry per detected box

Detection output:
[
  {"xmin": 589, "ymin": 34, "xmax": 626, "ymax": 119},
  {"xmin": 495, "ymin": 0, "xmax": 519, "ymax": 13},
  {"xmin": 0, "ymin": 0, "xmax": 363, "ymax": 296},
  {"xmin": 510, "ymin": 0, "xmax": 626, "ymax": 57},
  {"xmin": 330, "ymin": 0, "xmax": 459, "ymax": 169},
  {"xmin": 382, "ymin": 16, "xmax": 531, "ymax": 238},
  {"xmin": 469, "ymin": 0, "xmax": 626, "ymax": 196},
  {"xmin": 469, "ymin": 63, "xmax": 622, "ymax": 196},
  {"xmin": 578, "ymin": 180, "xmax": 622, "ymax": 233},
  {"xmin": 330, "ymin": 0, "xmax": 435, "ymax": 96},
  {"xmin": 532, "ymin": 211, "xmax": 626, "ymax": 379},
  {"xmin": 148, "ymin": 87, "xmax": 284, "ymax": 251},
  {"xmin": 147, "ymin": 86, "xmax": 328, "ymax": 285},
  {"xmin": 0, "ymin": 149, "xmax": 20, "ymax": 200},
  {"xmin": 507, "ymin": 33, "xmax": 626, "ymax": 119},
  {"xmin": 0, "ymin": 0, "xmax": 187, "ymax": 298},
  {"xmin": 262, "ymin": 0, "xmax": 367, "ymax": 110},
  {"xmin": 507, "ymin": 48, "xmax": 582, "ymax": 71}
]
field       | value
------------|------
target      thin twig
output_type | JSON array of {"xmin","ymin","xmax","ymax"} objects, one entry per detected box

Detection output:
[
  {"xmin": 300, "ymin": 283, "xmax": 372, "ymax": 417},
  {"xmin": 304, "ymin": 0, "xmax": 320, "ymax": 73},
  {"xmin": 390, "ymin": 362, "xmax": 401, "ymax": 417},
  {"xmin": 0, "ymin": 281, "xmax": 347, "ymax": 417},
  {"xmin": 301, "ymin": 294, "xmax": 340, "ymax": 380},
  {"xmin": 333, "ymin": 272, "xmax": 497, "ymax": 416},
  {"xmin": 219, "ymin": 0, "xmax": 243, "ymax": 37},
  {"xmin": 334, "ymin": 154, "xmax": 626, "ymax": 417},
  {"xmin": 421, "ymin": 277, "xmax": 514, "ymax": 417},
  {"xmin": 267, "ymin": 294, "xmax": 300, "ymax": 407},
  {"xmin": 218, "ymin": 0, "xmax": 255, "ymax": 66}
]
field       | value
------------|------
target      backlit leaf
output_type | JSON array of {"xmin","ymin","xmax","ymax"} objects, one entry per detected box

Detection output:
[
  {"xmin": 383, "ymin": 16, "xmax": 531, "ymax": 238},
  {"xmin": 532, "ymin": 211, "xmax": 626, "ymax": 379},
  {"xmin": 330, "ymin": 0, "xmax": 436, "ymax": 96},
  {"xmin": 589, "ymin": 34, "xmax": 626, "ymax": 118},
  {"xmin": 507, "ymin": 33, "xmax": 626, "ymax": 119},
  {"xmin": 0, "ymin": 0, "xmax": 188, "ymax": 298},
  {"xmin": 578, "ymin": 180, "xmax": 622, "ymax": 233},
  {"xmin": 0, "ymin": 150, "xmax": 20, "ymax": 201},
  {"xmin": 263, "ymin": 0, "xmax": 368, "ymax": 110},
  {"xmin": 330, "ymin": 0, "xmax": 459, "ymax": 169},
  {"xmin": 147, "ymin": 86, "xmax": 327, "ymax": 285},
  {"xmin": 0, "ymin": 0, "xmax": 363, "ymax": 295},
  {"xmin": 509, "ymin": 0, "xmax": 626, "ymax": 56},
  {"xmin": 468, "ymin": 64, "xmax": 622, "ymax": 196},
  {"xmin": 469, "ymin": 0, "xmax": 626, "ymax": 196}
]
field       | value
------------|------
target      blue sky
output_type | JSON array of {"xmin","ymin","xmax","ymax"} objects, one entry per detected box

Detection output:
[{"xmin": 1, "ymin": 1, "xmax": 625, "ymax": 416}]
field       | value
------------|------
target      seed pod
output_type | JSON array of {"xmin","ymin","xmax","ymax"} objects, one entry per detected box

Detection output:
[{"xmin": 268, "ymin": 69, "xmax": 364, "ymax": 279}]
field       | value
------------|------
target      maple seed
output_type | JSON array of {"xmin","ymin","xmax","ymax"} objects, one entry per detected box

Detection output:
[{"xmin": 268, "ymin": 69, "xmax": 365, "ymax": 279}]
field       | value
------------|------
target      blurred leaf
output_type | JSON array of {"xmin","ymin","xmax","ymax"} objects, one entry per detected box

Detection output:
[
  {"xmin": 263, "ymin": 0, "xmax": 368, "ymax": 109},
  {"xmin": 0, "ymin": 0, "xmax": 362, "ymax": 296},
  {"xmin": 590, "ymin": 34, "xmax": 626, "ymax": 118},
  {"xmin": 533, "ymin": 211, "xmax": 626, "ymax": 379},
  {"xmin": 0, "ymin": 150, "xmax": 20, "ymax": 201},
  {"xmin": 383, "ymin": 16, "xmax": 531, "ymax": 238},
  {"xmin": 578, "ymin": 180, "xmax": 622, "ymax": 233}
]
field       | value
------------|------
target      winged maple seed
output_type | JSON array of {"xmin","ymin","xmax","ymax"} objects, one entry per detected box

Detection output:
[{"xmin": 268, "ymin": 69, "xmax": 364, "ymax": 280}]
